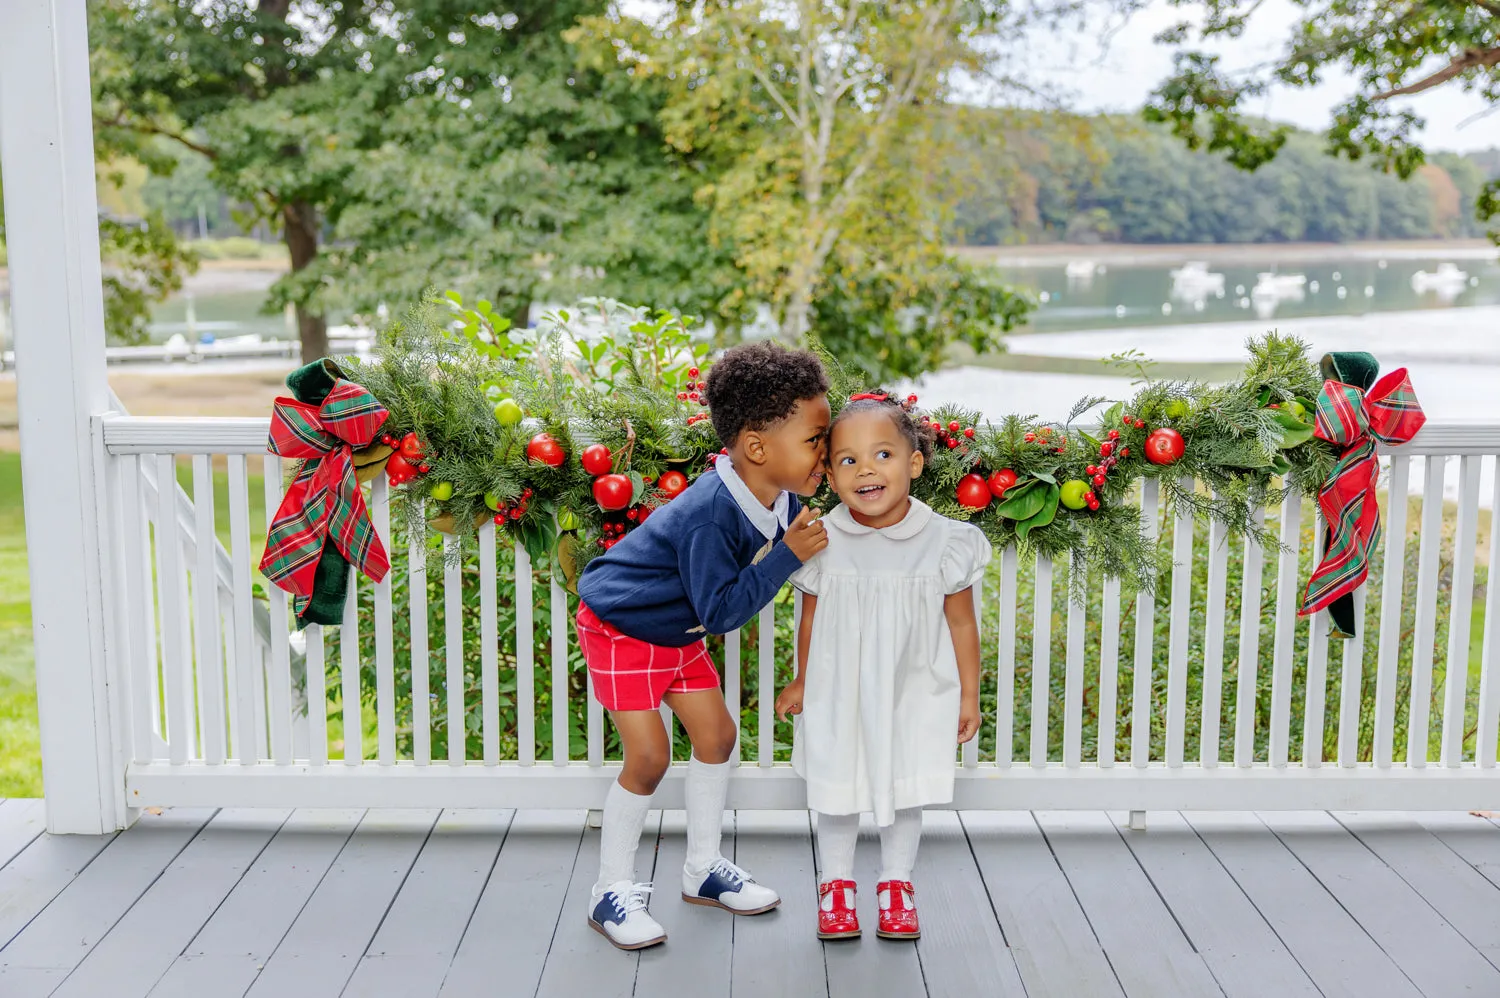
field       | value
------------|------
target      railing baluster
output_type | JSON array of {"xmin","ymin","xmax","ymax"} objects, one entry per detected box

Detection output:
[
  {"xmin": 305, "ymin": 624, "xmax": 327, "ymax": 766},
  {"xmin": 227, "ymin": 454, "xmax": 257, "ymax": 764},
  {"xmin": 191, "ymin": 455, "xmax": 225, "ymax": 765},
  {"xmin": 1235, "ymin": 505, "xmax": 1266, "ymax": 767},
  {"xmin": 479, "ymin": 520, "xmax": 497, "ymax": 766},
  {"xmin": 1408, "ymin": 456, "xmax": 1446, "ymax": 767},
  {"xmin": 411, "ymin": 504, "xmax": 431, "ymax": 765},
  {"xmin": 368, "ymin": 475, "xmax": 394, "ymax": 766},
  {"xmin": 121, "ymin": 455, "xmax": 154, "ymax": 763},
  {"xmin": 1098, "ymin": 573, "xmax": 1121, "ymax": 767},
  {"xmin": 724, "ymin": 627, "xmax": 741, "ymax": 766},
  {"xmin": 1442, "ymin": 455, "xmax": 1482, "ymax": 765},
  {"xmin": 1201, "ymin": 508, "xmax": 1230, "ymax": 767},
  {"xmin": 587, "ymin": 672, "xmax": 604, "ymax": 767},
  {"xmin": 1166, "ymin": 484, "xmax": 1194, "ymax": 767},
  {"xmin": 1338, "ymin": 587, "xmax": 1366, "ymax": 767},
  {"xmin": 445, "ymin": 535, "xmax": 464, "ymax": 765},
  {"xmin": 1375, "ymin": 454, "xmax": 1410, "ymax": 768},
  {"xmin": 1030, "ymin": 553, "xmax": 1053, "ymax": 768},
  {"xmin": 262, "ymin": 455, "xmax": 294, "ymax": 765},
  {"xmin": 341, "ymin": 574, "xmax": 362, "ymax": 764},
  {"xmin": 552, "ymin": 573, "xmax": 569, "ymax": 765},
  {"xmin": 154, "ymin": 454, "xmax": 191, "ymax": 765},
  {"xmin": 1132, "ymin": 478, "xmax": 1160, "ymax": 766},
  {"xmin": 997, "ymin": 546, "xmax": 1018, "ymax": 768},
  {"xmin": 1477, "ymin": 457, "xmax": 1500, "ymax": 769},
  {"xmin": 1268, "ymin": 496, "xmax": 1302, "ymax": 767},
  {"xmin": 1303, "ymin": 515, "xmax": 1329, "ymax": 767},
  {"xmin": 964, "ymin": 580, "xmax": 983, "ymax": 769},
  {"xmin": 758, "ymin": 602, "xmax": 775, "ymax": 767},
  {"xmin": 1063, "ymin": 559, "xmax": 1083, "ymax": 769},
  {"xmin": 516, "ymin": 541, "xmax": 534, "ymax": 766}
]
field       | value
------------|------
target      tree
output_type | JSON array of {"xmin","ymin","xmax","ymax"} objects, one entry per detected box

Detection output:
[
  {"xmin": 592, "ymin": 1, "xmax": 1031, "ymax": 352},
  {"xmin": 1143, "ymin": 0, "xmax": 1500, "ymax": 239}
]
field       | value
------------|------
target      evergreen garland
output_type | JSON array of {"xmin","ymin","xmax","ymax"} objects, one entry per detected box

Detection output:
[{"xmin": 336, "ymin": 293, "xmax": 1349, "ymax": 599}]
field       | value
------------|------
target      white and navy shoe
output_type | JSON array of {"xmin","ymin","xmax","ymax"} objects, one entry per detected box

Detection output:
[
  {"xmin": 682, "ymin": 857, "xmax": 781, "ymax": 914},
  {"xmin": 589, "ymin": 881, "xmax": 667, "ymax": 951}
]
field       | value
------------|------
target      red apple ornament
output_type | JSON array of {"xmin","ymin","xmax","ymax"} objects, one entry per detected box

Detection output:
[
  {"xmin": 399, "ymin": 432, "xmax": 425, "ymax": 462},
  {"xmin": 956, "ymin": 474, "xmax": 992, "ymax": 510},
  {"xmin": 580, "ymin": 443, "xmax": 613, "ymax": 477},
  {"xmin": 592, "ymin": 473, "xmax": 633, "ymax": 512},
  {"xmin": 987, "ymin": 468, "xmax": 1018, "ymax": 498},
  {"xmin": 658, "ymin": 470, "xmax": 689, "ymax": 500},
  {"xmin": 1144, "ymin": 427, "xmax": 1186, "ymax": 466},
  {"xmin": 526, "ymin": 432, "xmax": 566, "ymax": 467}
]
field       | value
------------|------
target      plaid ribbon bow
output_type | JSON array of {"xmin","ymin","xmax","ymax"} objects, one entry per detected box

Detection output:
[
  {"xmin": 1299, "ymin": 365, "xmax": 1425, "ymax": 636},
  {"xmin": 259, "ymin": 379, "xmax": 391, "ymax": 619}
]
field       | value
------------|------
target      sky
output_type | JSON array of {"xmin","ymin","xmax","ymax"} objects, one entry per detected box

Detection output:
[{"xmin": 619, "ymin": 0, "xmax": 1497, "ymax": 154}]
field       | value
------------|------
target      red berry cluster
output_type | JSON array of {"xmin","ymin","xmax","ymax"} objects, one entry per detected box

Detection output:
[
  {"xmin": 600, "ymin": 504, "xmax": 654, "ymax": 550},
  {"xmin": 706, "ymin": 446, "xmax": 729, "ymax": 468},
  {"xmin": 381, "ymin": 431, "xmax": 431, "ymax": 485},
  {"xmin": 1081, "ymin": 428, "xmax": 1127, "ymax": 507},
  {"xmin": 1021, "ymin": 426, "xmax": 1068, "ymax": 454},
  {"xmin": 493, "ymin": 487, "xmax": 534, "ymax": 523},
  {"xmin": 676, "ymin": 367, "xmax": 709, "ymax": 407},
  {"xmin": 929, "ymin": 417, "xmax": 976, "ymax": 452}
]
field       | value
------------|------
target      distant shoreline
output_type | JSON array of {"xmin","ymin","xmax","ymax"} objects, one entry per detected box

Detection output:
[{"xmin": 953, "ymin": 239, "xmax": 1500, "ymax": 268}]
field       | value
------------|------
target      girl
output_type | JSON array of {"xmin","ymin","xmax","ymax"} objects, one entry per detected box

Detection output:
[{"xmin": 774, "ymin": 392, "xmax": 989, "ymax": 941}]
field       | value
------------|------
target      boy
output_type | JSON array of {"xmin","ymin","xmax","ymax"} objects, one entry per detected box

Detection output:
[{"xmin": 576, "ymin": 342, "xmax": 831, "ymax": 950}]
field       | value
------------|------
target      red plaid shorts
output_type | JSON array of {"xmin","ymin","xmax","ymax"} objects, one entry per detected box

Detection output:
[{"xmin": 575, "ymin": 603, "xmax": 721, "ymax": 712}]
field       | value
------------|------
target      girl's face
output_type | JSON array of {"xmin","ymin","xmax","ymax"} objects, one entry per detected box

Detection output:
[{"xmin": 828, "ymin": 409, "xmax": 924, "ymax": 528}]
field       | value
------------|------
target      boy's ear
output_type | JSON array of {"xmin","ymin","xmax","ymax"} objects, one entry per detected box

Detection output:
[
  {"xmin": 740, "ymin": 430, "xmax": 768, "ymax": 466},
  {"xmin": 910, "ymin": 449, "xmax": 925, "ymax": 480}
]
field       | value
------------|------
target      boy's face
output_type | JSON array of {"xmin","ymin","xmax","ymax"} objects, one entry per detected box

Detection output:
[{"xmin": 744, "ymin": 396, "xmax": 832, "ymax": 497}]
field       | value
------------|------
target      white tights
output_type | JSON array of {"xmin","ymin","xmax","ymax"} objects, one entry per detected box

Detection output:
[{"xmin": 814, "ymin": 808, "xmax": 922, "ymax": 883}]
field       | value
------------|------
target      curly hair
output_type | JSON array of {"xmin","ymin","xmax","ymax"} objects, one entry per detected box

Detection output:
[
  {"xmin": 831, "ymin": 392, "xmax": 936, "ymax": 463},
  {"xmin": 704, "ymin": 342, "xmax": 830, "ymax": 446}
]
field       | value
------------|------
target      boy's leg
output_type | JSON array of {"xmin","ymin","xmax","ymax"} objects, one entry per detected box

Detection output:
[
  {"xmin": 666, "ymin": 687, "xmax": 779, "ymax": 913},
  {"xmin": 597, "ymin": 709, "xmax": 671, "ymax": 892}
]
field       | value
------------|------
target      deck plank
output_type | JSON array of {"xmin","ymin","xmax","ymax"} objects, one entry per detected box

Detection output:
[
  {"xmin": 244, "ymin": 808, "xmax": 440, "ymax": 998},
  {"xmin": 822, "ymin": 815, "xmax": 927, "ymax": 998},
  {"xmin": 1337, "ymin": 811, "xmax": 1500, "ymax": 970},
  {"xmin": 0, "ymin": 827, "xmax": 115, "ymax": 952},
  {"xmin": 1037, "ymin": 811, "xmax": 1222, "ymax": 998},
  {"xmin": 1263, "ymin": 811, "xmax": 1500, "ymax": 994},
  {"xmin": 54, "ymin": 808, "xmax": 289, "ymax": 998},
  {"xmin": 730, "ymin": 810, "xmax": 826, "ymax": 997},
  {"xmin": 342, "ymin": 809, "xmax": 513, "ymax": 998},
  {"xmin": 914, "ymin": 810, "xmax": 1026, "ymax": 997},
  {"xmin": 960, "ymin": 811, "xmax": 1122, "ymax": 998},
  {"xmin": 0, "ymin": 800, "xmax": 46, "ymax": 868},
  {"xmin": 1415, "ymin": 812, "xmax": 1500, "ymax": 891},
  {"xmin": 1112, "ymin": 811, "xmax": 1316, "ymax": 996},
  {"xmin": 1187, "ymin": 811, "xmax": 1421, "ymax": 998},
  {"xmin": 533, "ymin": 810, "xmax": 662, "ymax": 998},
  {"xmin": 634, "ymin": 810, "xmax": 733, "ymax": 998},
  {"xmin": 148, "ymin": 808, "xmax": 364, "ymax": 998},
  {"xmin": 0, "ymin": 808, "xmax": 211, "ymax": 982},
  {"xmin": 438, "ymin": 810, "xmax": 586, "ymax": 998}
]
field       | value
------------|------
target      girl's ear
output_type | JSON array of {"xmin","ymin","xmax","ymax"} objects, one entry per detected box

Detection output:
[{"xmin": 909, "ymin": 448, "xmax": 925, "ymax": 480}]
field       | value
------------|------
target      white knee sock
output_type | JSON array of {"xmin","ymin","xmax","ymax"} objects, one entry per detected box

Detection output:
[
  {"xmin": 878, "ymin": 807, "xmax": 923, "ymax": 882},
  {"xmin": 815, "ymin": 811, "xmax": 860, "ymax": 882},
  {"xmin": 684, "ymin": 755, "xmax": 731, "ymax": 874},
  {"xmin": 595, "ymin": 779, "xmax": 653, "ymax": 894}
]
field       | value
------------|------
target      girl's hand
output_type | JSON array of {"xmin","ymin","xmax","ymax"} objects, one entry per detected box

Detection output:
[
  {"xmin": 775, "ymin": 677, "xmax": 806, "ymax": 722},
  {"xmin": 958, "ymin": 694, "xmax": 980, "ymax": 744}
]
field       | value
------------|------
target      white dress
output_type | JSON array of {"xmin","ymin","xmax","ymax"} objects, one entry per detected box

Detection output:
[{"xmin": 790, "ymin": 498, "xmax": 991, "ymax": 826}]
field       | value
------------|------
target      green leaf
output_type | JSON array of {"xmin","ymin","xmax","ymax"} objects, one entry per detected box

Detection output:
[
  {"xmin": 1077, "ymin": 431, "xmax": 1101, "ymax": 452},
  {"xmin": 476, "ymin": 299, "xmax": 493, "ymax": 316},
  {"xmin": 1015, "ymin": 484, "xmax": 1060, "ymax": 542},
  {"xmin": 1256, "ymin": 387, "xmax": 1272, "ymax": 407},
  {"xmin": 629, "ymin": 471, "xmax": 646, "ymax": 505},
  {"xmin": 1270, "ymin": 454, "xmax": 1292, "ymax": 477},
  {"xmin": 1103, "ymin": 401, "xmax": 1124, "ymax": 426},
  {"xmin": 994, "ymin": 479, "xmax": 1045, "ymax": 520},
  {"xmin": 1031, "ymin": 468, "xmax": 1057, "ymax": 485},
  {"xmin": 1270, "ymin": 410, "xmax": 1314, "ymax": 449},
  {"xmin": 445, "ymin": 290, "xmax": 463, "ymax": 306}
]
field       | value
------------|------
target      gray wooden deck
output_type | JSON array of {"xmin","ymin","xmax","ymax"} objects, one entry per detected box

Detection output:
[{"xmin": 4, "ymin": 801, "xmax": 1500, "ymax": 997}]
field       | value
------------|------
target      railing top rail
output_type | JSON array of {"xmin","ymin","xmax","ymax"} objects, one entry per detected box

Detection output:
[{"xmin": 100, "ymin": 414, "xmax": 1500, "ymax": 457}]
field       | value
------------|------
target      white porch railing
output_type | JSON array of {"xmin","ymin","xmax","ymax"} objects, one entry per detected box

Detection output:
[{"xmin": 97, "ymin": 415, "xmax": 1500, "ymax": 814}]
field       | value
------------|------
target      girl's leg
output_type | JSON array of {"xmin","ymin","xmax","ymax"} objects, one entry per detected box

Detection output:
[
  {"xmin": 877, "ymin": 807, "xmax": 923, "ymax": 882},
  {"xmin": 597, "ymin": 709, "xmax": 670, "ymax": 892},
  {"xmin": 663, "ymin": 688, "xmax": 738, "ymax": 873},
  {"xmin": 815, "ymin": 811, "xmax": 860, "ymax": 882}
]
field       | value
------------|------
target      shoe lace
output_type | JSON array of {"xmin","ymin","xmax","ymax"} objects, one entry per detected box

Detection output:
[
  {"xmin": 610, "ymin": 882, "xmax": 654, "ymax": 916},
  {"xmin": 707, "ymin": 857, "xmax": 751, "ymax": 886}
]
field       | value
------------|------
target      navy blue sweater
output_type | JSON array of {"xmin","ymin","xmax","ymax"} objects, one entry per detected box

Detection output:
[{"xmin": 578, "ymin": 470, "xmax": 804, "ymax": 646}]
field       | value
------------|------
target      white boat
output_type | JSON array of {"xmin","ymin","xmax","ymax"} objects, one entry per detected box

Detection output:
[
  {"xmin": 1411, "ymin": 262, "xmax": 1469, "ymax": 293},
  {"xmin": 1169, "ymin": 261, "xmax": 1226, "ymax": 298},
  {"xmin": 1252, "ymin": 272, "xmax": 1307, "ymax": 298},
  {"xmin": 1065, "ymin": 260, "xmax": 1098, "ymax": 280}
]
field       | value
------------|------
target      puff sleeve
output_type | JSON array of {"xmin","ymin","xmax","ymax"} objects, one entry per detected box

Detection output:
[
  {"xmin": 941, "ymin": 522, "xmax": 992, "ymax": 594},
  {"xmin": 790, "ymin": 551, "xmax": 823, "ymax": 596}
]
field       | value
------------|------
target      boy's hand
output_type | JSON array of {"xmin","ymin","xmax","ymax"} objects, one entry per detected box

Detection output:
[
  {"xmin": 775, "ymin": 677, "xmax": 806, "ymax": 722},
  {"xmin": 958, "ymin": 694, "xmax": 980, "ymax": 744},
  {"xmin": 785, "ymin": 506, "xmax": 828, "ymax": 562}
]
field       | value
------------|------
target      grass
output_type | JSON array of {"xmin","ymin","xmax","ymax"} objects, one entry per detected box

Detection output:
[{"xmin": 0, "ymin": 453, "xmax": 39, "ymax": 796}]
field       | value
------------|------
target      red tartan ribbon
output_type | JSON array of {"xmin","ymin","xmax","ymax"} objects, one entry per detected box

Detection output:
[
  {"xmin": 259, "ymin": 379, "xmax": 390, "ymax": 617},
  {"xmin": 1299, "ymin": 368, "xmax": 1425, "ymax": 619}
]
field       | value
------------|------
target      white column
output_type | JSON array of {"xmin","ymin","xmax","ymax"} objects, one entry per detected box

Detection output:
[{"xmin": 0, "ymin": 0, "xmax": 124, "ymax": 832}]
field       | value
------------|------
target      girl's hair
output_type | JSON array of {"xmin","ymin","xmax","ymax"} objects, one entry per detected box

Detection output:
[{"xmin": 831, "ymin": 392, "xmax": 936, "ymax": 462}]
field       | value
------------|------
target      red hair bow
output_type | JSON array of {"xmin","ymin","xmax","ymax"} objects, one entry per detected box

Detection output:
[{"xmin": 849, "ymin": 392, "xmax": 888, "ymax": 401}]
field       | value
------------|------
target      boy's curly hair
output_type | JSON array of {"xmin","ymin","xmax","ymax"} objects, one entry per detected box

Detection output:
[
  {"xmin": 705, "ymin": 342, "xmax": 830, "ymax": 447},
  {"xmin": 831, "ymin": 391, "xmax": 936, "ymax": 463}
]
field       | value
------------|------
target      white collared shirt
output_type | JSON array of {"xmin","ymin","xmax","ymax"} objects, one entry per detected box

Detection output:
[{"xmin": 714, "ymin": 453, "xmax": 789, "ymax": 542}]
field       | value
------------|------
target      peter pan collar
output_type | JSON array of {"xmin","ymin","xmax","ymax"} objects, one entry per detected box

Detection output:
[
  {"xmin": 715, "ymin": 454, "xmax": 790, "ymax": 542},
  {"xmin": 826, "ymin": 497, "xmax": 933, "ymax": 540}
]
